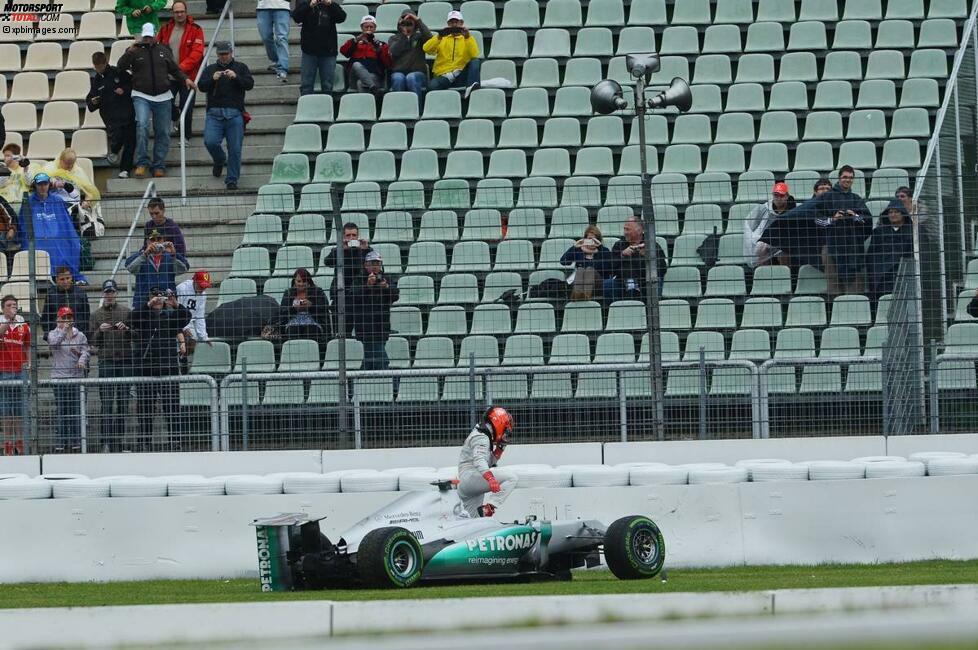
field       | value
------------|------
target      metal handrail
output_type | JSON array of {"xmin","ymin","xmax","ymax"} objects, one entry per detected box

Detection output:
[
  {"xmin": 109, "ymin": 180, "xmax": 156, "ymax": 281},
  {"xmin": 180, "ymin": 0, "xmax": 235, "ymax": 203}
]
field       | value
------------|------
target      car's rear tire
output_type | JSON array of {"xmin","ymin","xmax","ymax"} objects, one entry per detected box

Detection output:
[
  {"xmin": 357, "ymin": 527, "xmax": 424, "ymax": 588},
  {"xmin": 603, "ymin": 515, "xmax": 665, "ymax": 580}
]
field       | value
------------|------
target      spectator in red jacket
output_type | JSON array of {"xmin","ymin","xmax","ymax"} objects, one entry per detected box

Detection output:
[
  {"xmin": 158, "ymin": 0, "xmax": 205, "ymax": 143},
  {"xmin": 0, "ymin": 294, "xmax": 30, "ymax": 456},
  {"xmin": 339, "ymin": 16, "xmax": 392, "ymax": 96}
]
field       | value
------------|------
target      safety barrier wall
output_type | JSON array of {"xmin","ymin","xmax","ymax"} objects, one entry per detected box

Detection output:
[{"xmin": 2, "ymin": 474, "xmax": 977, "ymax": 583}]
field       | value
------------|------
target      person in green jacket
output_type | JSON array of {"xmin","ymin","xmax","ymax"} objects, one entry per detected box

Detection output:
[{"xmin": 116, "ymin": 0, "xmax": 168, "ymax": 35}]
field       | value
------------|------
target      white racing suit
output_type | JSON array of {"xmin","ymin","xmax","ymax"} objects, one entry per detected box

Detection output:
[{"xmin": 457, "ymin": 426, "xmax": 518, "ymax": 517}]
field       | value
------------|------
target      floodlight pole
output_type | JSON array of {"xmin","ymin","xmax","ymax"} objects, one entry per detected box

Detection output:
[{"xmin": 633, "ymin": 78, "xmax": 666, "ymax": 442}]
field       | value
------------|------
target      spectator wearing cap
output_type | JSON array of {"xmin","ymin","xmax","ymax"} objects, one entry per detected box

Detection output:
[
  {"xmin": 292, "ymin": 0, "xmax": 346, "ymax": 96},
  {"xmin": 157, "ymin": 0, "xmax": 206, "ymax": 144},
  {"xmin": 257, "ymin": 0, "xmax": 292, "ymax": 82},
  {"xmin": 117, "ymin": 23, "xmax": 196, "ymax": 179},
  {"xmin": 116, "ymin": 0, "xmax": 167, "ymax": 35},
  {"xmin": 866, "ymin": 200, "xmax": 915, "ymax": 310},
  {"xmin": 41, "ymin": 265, "xmax": 92, "ymax": 338},
  {"xmin": 87, "ymin": 52, "xmax": 136, "ymax": 179},
  {"xmin": 349, "ymin": 249, "xmax": 399, "ymax": 370},
  {"xmin": 780, "ymin": 165, "xmax": 872, "ymax": 296},
  {"xmin": 48, "ymin": 305, "xmax": 91, "ymax": 453},
  {"xmin": 130, "ymin": 287, "xmax": 191, "ymax": 451},
  {"xmin": 176, "ymin": 270, "xmax": 213, "ymax": 370},
  {"xmin": 388, "ymin": 9, "xmax": 432, "ymax": 101},
  {"xmin": 17, "ymin": 173, "xmax": 88, "ymax": 284},
  {"xmin": 126, "ymin": 229, "xmax": 189, "ymax": 308},
  {"xmin": 198, "ymin": 41, "xmax": 254, "ymax": 191},
  {"xmin": 90, "ymin": 279, "xmax": 133, "ymax": 451},
  {"xmin": 340, "ymin": 16, "xmax": 393, "ymax": 95},
  {"xmin": 143, "ymin": 196, "xmax": 187, "ymax": 256},
  {"xmin": 0, "ymin": 294, "xmax": 30, "ymax": 456},
  {"xmin": 424, "ymin": 10, "xmax": 481, "ymax": 94},
  {"xmin": 743, "ymin": 181, "xmax": 797, "ymax": 268}
]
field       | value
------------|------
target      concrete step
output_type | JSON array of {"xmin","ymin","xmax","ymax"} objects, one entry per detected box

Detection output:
[
  {"xmin": 165, "ymin": 143, "xmax": 285, "ymax": 165},
  {"xmin": 106, "ymin": 173, "xmax": 273, "ymax": 194}
]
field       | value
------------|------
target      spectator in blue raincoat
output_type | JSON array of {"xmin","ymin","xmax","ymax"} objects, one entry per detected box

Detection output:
[{"xmin": 17, "ymin": 172, "xmax": 87, "ymax": 284}]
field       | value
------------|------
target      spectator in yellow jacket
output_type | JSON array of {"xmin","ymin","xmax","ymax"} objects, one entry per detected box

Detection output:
[{"xmin": 423, "ymin": 10, "xmax": 480, "ymax": 94}]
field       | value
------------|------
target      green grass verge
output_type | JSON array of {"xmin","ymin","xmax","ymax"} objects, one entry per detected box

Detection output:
[{"xmin": 3, "ymin": 560, "xmax": 976, "ymax": 609}]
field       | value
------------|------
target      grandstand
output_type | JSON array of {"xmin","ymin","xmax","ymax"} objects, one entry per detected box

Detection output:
[{"xmin": 1, "ymin": 0, "xmax": 977, "ymax": 447}]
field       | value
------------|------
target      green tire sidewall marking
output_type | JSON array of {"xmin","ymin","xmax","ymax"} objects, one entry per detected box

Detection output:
[
  {"xmin": 384, "ymin": 532, "xmax": 421, "ymax": 586},
  {"xmin": 626, "ymin": 517, "xmax": 660, "ymax": 574}
]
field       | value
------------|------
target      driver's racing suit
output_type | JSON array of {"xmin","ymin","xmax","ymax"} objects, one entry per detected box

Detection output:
[{"xmin": 457, "ymin": 425, "xmax": 518, "ymax": 517}]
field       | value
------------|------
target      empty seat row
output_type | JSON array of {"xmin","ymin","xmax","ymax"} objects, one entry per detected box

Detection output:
[
  {"xmin": 3, "ymin": 101, "xmax": 105, "ymax": 131},
  {"xmin": 0, "ymin": 12, "xmax": 139, "ymax": 42},
  {"xmin": 11, "ymin": 128, "xmax": 108, "ymax": 159}
]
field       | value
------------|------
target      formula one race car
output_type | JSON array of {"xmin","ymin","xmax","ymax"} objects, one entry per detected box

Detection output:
[{"xmin": 251, "ymin": 482, "xmax": 665, "ymax": 590}]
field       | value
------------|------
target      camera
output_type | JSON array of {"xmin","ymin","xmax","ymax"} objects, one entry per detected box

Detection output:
[
  {"xmin": 154, "ymin": 242, "xmax": 165, "ymax": 252},
  {"xmin": 347, "ymin": 240, "xmax": 360, "ymax": 248},
  {"xmin": 584, "ymin": 238, "xmax": 598, "ymax": 246},
  {"xmin": 164, "ymin": 289, "xmax": 176, "ymax": 299}
]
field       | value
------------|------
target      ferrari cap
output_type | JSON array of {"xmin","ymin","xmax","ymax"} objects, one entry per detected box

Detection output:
[
  {"xmin": 194, "ymin": 270, "xmax": 212, "ymax": 289},
  {"xmin": 772, "ymin": 182, "xmax": 789, "ymax": 196},
  {"xmin": 57, "ymin": 306, "xmax": 74, "ymax": 319}
]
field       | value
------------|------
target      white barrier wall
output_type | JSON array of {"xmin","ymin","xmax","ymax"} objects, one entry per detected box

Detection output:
[
  {"xmin": 2, "ymin": 476, "xmax": 976, "ymax": 583},
  {"xmin": 603, "ymin": 436, "xmax": 888, "ymax": 466},
  {"xmin": 321, "ymin": 443, "xmax": 603, "ymax": 472},
  {"xmin": 0, "ymin": 455, "xmax": 40, "ymax": 476},
  {"xmin": 40, "ymin": 450, "xmax": 324, "ymax": 478},
  {"xmin": 887, "ymin": 433, "xmax": 978, "ymax": 457}
]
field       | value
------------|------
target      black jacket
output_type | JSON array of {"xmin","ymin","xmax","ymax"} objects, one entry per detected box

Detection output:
[
  {"xmin": 280, "ymin": 285, "xmax": 330, "ymax": 328},
  {"xmin": 0, "ymin": 112, "xmax": 5, "ymax": 154},
  {"xmin": 197, "ymin": 59, "xmax": 254, "ymax": 112},
  {"xmin": 130, "ymin": 303, "xmax": 192, "ymax": 375},
  {"xmin": 292, "ymin": 0, "xmax": 346, "ymax": 57},
  {"xmin": 323, "ymin": 244, "xmax": 373, "ymax": 293},
  {"xmin": 388, "ymin": 17, "xmax": 433, "ymax": 75},
  {"xmin": 41, "ymin": 285, "xmax": 92, "ymax": 339},
  {"xmin": 349, "ymin": 274, "xmax": 399, "ymax": 342},
  {"xmin": 117, "ymin": 42, "xmax": 187, "ymax": 97},
  {"xmin": 86, "ymin": 65, "xmax": 135, "ymax": 125},
  {"xmin": 866, "ymin": 200, "xmax": 914, "ymax": 301},
  {"xmin": 599, "ymin": 239, "xmax": 667, "ymax": 294}
]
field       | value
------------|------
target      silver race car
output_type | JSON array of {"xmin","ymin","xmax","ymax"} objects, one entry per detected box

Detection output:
[{"xmin": 252, "ymin": 481, "xmax": 665, "ymax": 590}]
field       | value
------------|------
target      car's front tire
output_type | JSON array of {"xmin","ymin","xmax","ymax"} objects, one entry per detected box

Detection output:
[
  {"xmin": 603, "ymin": 515, "xmax": 665, "ymax": 580},
  {"xmin": 357, "ymin": 527, "xmax": 424, "ymax": 588}
]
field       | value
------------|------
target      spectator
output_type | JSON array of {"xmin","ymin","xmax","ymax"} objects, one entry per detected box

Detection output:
[
  {"xmin": 293, "ymin": 0, "xmax": 346, "ymax": 96},
  {"xmin": 41, "ymin": 266, "xmax": 92, "ymax": 336},
  {"xmin": 158, "ymin": 1, "xmax": 205, "ymax": 144},
  {"xmin": 89, "ymin": 279, "xmax": 132, "ymax": 451},
  {"xmin": 323, "ymin": 222, "xmax": 373, "ymax": 334},
  {"xmin": 130, "ymin": 287, "xmax": 191, "ymax": 451},
  {"xmin": 424, "ymin": 10, "xmax": 480, "ymax": 94},
  {"xmin": 116, "ymin": 0, "xmax": 167, "ymax": 35},
  {"xmin": 0, "ymin": 108, "xmax": 4, "ymax": 150},
  {"xmin": 744, "ymin": 182, "xmax": 796, "ymax": 268},
  {"xmin": 895, "ymin": 185, "xmax": 928, "ymax": 224},
  {"xmin": 87, "ymin": 52, "xmax": 136, "ymax": 179},
  {"xmin": 142, "ymin": 196, "xmax": 187, "ymax": 256},
  {"xmin": 257, "ymin": 0, "xmax": 291, "ymax": 82},
  {"xmin": 125, "ymin": 229, "xmax": 189, "ymax": 307},
  {"xmin": 17, "ymin": 173, "xmax": 88, "ymax": 284},
  {"xmin": 560, "ymin": 225, "xmax": 609, "ymax": 301},
  {"xmin": 117, "ymin": 23, "xmax": 196, "ymax": 179},
  {"xmin": 48, "ymin": 306, "xmax": 90, "ymax": 453},
  {"xmin": 814, "ymin": 178, "xmax": 832, "ymax": 197},
  {"xmin": 866, "ymin": 200, "xmax": 914, "ymax": 310},
  {"xmin": 176, "ymin": 270, "xmax": 212, "ymax": 372},
  {"xmin": 280, "ymin": 267, "xmax": 329, "ymax": 341},
  {"xmin": 198, "ymin": 42, "xmax": 254, "ymax": 191},
  {"xmin": 601, "ymin": 215, "xmax": 666, "ymax": 302},
  {"xmin": 388, "ymin": 9, "xmax": 431, "ymax": 100},
  {"xmin": 45, "ymin": 148, "xmax": 104, "ymax": 275},
  {"xmin": 350, "ymin": 250, "xmax": 398, "ymax": 370},
  {"xmin": 781, "ymin": 165, "xmax": 872, "ymax": 296},
  {"xmin": 0, "ymin": 294, "xmax": 29, "ymax": 456},
  {"xmin": 1, "ymin": 144, "xmax": 41, "ymax": 209},
  {"xmin": 0, "ymin": 195, "xmax": 17, "ymax": 267},
  {"xmin": 340, "ymin": 16, "xmax": 392, "ymax": 95},
  {"xmin": 967, "ymin": 288, "xmax": 978, "ymax": 320}
]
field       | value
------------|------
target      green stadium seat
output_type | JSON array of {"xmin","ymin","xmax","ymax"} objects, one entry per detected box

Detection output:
[
  {"xmin": 705, "ymin": 264, "xmax": 747, "ymax": 296},
  {"xmin": 650, "ymin": 56, "xmax": 693, "ymax": 86},
  {"xmin": 417, "ymin": 1, "xmax": 453, "ymax": 25},
  {"xmin": 462, "ymin": 209, "xmax": 503, "ymax": 241},
  {"xmin": 838, "ymin": 140, "xmax": 878, "ymax": 170},
  {"xmin": 523, "ymin": 58, "xmax": 563, "ymax": 88},
  {"xmin": 672, "ymin": 114, "xmax": 713, "ymax": 145},
  {"xmin": 757, "ymin": 0, "xmax": 796, "ymax": 21},
  {"xmin": 576, "ymin": 333, "xmax": 636, "ymax": 399},
  {"xmin": 695, "ymin": 298, "xmax": 737, "ymax": 330},
  {"xmin": 662, "ymin": 266, "xmax": 702, "ymax": 298},
  {"xmin": 725, "ymin": 204, "xmax": 752, "ymax": 234},
  {"xmin": 799, "ymin": 326, "xmax": 861, "ymax": 394},
  {"xmin": 865, "ymin": 50, "xmax": 906, "ymax": 81},
  {"xmin": 180, "ymin": 341, "xmax": 234, "ymax": 407},
  {"xmin": 745, "ymin": 21, "xmax": 785, "ymax": 53},
  {"xmin": 727, "ymin": 82, "xmax": 767, "ymax": 112},
  {"xmin": 794, "ymin": 141, "xmax": 835, "ymax": 172},
  {"xmin": 661, "ymin": 26, "xmax": 701, "ymax": 54},
  {"xmin": 325, "ymin": 123, "xmax": 365, "ymax": 152},
  {"xmin": 438, "ymin": 273, "xmax": 480, "ymax": 306},
  {"xmin": 823, "ymin": 51, "xmax": 863, "ymax": 82},
  {"xmin": 424, "ymin": 305, "xmax": 465, "ymax": 337},
  {"xmin": 368, "ymin": 123, "xmax": 408, "ymax": 152},
  {"xmin": 683, "ymin": 204, "xmax": 723, "ymax": 235},
  {"xmin": 518, "ymin": 177, "xmax": 559, "ymax": 208},
  {"xmin": 473, "ymin": 179, "xmax": 515, "ymax": 210},
  {"xmin": 294, "ymin": 94, "xmax": 334, "ymax": 124},
  {"xmin": 561, "ymin": 57, "xmax": 602, "ymax": 86},
  {"xmin": 455, "ymin": 120, "xmax": 496, "ymax": 150},
  {"xmin": 541, "ymin": 117, "xmax": 582, "ymax": 148},
  {"xmin": 734, "ymin": 171, "xmax": 774, "ymax": 203},
  {"xmin": 575, "ymin": 147, "xmax": 616, "ymax": 176},
  {"xmin": 671, "ymin": 0, "xmax": 711, "ymax": 24},
  {"xmin": 626, "ymin": 332, "xmax": 681, "ymax": 397},
  {"xmin": 394, "ymin": 276, "xmax": 436, "ymax": 308},
  {"xmin": 574, "ymin": 27, "xmax": 614, "ymax": 57},
  {"xmin": 616, "ymin": 26, "xmax": 657, "ymax": 56},
  {"xmin": 788, "ymin": 21, "xmax": 827, "ymax": 51},
  {"xmin": 489, "ymin": 334, "xmax": 544, "ymax": 399},
  {"xmin": 880, "ymin": 139, "xmax": 921, "ymax": 169},
  {"xmin": 256, "ymin": 184, "xmax": 295, "ymax": 214},
  {"xmin": 795, "ymin": 265, "xmax": 828, "ymax": 295},
  {"xmin": 488, "ymin": 150, "xmax": 528, "ymax": 179},
  {"xmin": 705, "ymin": 143, "xmax": 746, "ymax": 174},
  {"xmin": 768, "ymin": 81, "xmax": 809, "ymax": 112},
  {"xmin": 929, "ymin": 0, "xmax": 967, "ymax": 17},
  {"xmin": 230, "ymin": 247, "xmax": 271, "ymax": 278},
  {"xmin": 717, "ymin": 233, "xmax": 748, "ymax": 265},
  {"xmin": 272, "ymin": 246, "xmax": 314, "ymax": 277},
  {"xmin": 444, "ymin": 150, "xmax": 485, "ymax": 180},
  {"xmin": 242, "ymin": 214, "xmax": 283, "ymax": 247},
  {"xmin": 512, "ymin": 302, "xmax": 556, "ymax": 334},
  {"xmin": 814, "ymin": 81, "xmax": 854, "ymax": 110},
  {"xmin": 412, "ymin": 120, "xmax": 452, "ymax": 151},
  {"xmin": 533, "ymin": 28, "xmax": 572, "ymax": 57},
  {"xmin": 467, "ymin": 88, "xmax": 508, "ymax": 119},
  {"xmin": 628, "ymin": 0, "xmax": 667, "ymax": 24},
  {"xmin": 869, "ymin": 168, "xmax": 910, "ymax": 199},
  {"xmin": 385, "ymin": 180, "xmax": 426, "ymax": 211},
  {"xmin": 742, "ymin": 297, "xmax": 784, "ymax": 328},
  {"xmin": 703, "ymin": 25, "xmax": 743, "ymax": 54},
  {"xmin": 875, "ymin": 19, "xmax": 914, "ymax": 48},
  {"xmin": 604, "ymin": 175, "xmax": 642, "ymax": 207},
  {"xmin": 803, "ymin": 112, "xmax": 844, "ymax": 141},
  {"xmin": 890, "ymin": 107, "xmax": 931, "ymax": 138},
  {"xmin": 662, "ymin": 144, "xmax": 703, "ymax": 175},
  {"xmin": 844, "ymin": 0, "xmax": 882, "ymax": 18},
  {"xmin": 355, "ymin": 151, "xmax": 397, "ymax": 182},
  {"xmin": 469, "ymin": 303, "xmax": 512, "ymax": 336},
  {"xmin": 561, "ymin": 176, "xmax": 602, "ymax": 206},
  {"xmin": 886, "ymin": 0, "xmax": 925, "ymax": 17},
  {"xmin": 605, "ymin": 300, "xmax": 646, "ymax": 331},
  {"xmin": 830, "ymin": 295, "xmax": 872, "ymax": 326},
  {"xmin": 767, "ymin": 328, "xmax": 817, "ymax": 395},
  {"xmin": 711, "ymin": 328, "xmax": 771, "ymax": 395},
  {"xmin": 586, "ymin": 0, "xmax": 625, "ymax": 25},
  {"xmin": 418, "ymin": 210, "xmax": 459, "ymax": 242},
  {"xmin": 450, "ymin": 241, "xmax": 492, "ymax": 272},
  {"xmin": 493, "ymin": 239, "xmax": 534, "ymax": 272},
  {"xmin": 419, "ymin": 93, "xmax": 461, "ymax": 121},
  {"xmin": 786, "ymin": 296, "xmax": 827, "ymax": 327},
  {"xmin": 405, "ymin": 242, "xmax": 448, "ymax": 274},
  {"xmin": 501, "ymin": 0, "xmax": 541, "ymax": 28},
  {"xmin": 714, "ymin": 112, "xmax": 755, "ymax": 144},
  {"xmin": 714, "ymin": 0, "xmax": 753, "ymax": 22},
  {"xmin": 395, "ymin": 336, "xmax": 450, "ymax": 402},
  {"xmin": 398, "ymin": 149, "xmax": 440, "ymax": 182},
  {"xmin": 692, "ymin": 173, "xmax": 733, "ymax": 204},
  {"xmin": 489, "ymin": 29, "xmax": 528, "ymax": 58},
  {"xmin": 442, "ymin": 334, "xmax": 498, "ymax": 400},
  {"xmin": 459, "ymin": 0, "xmax": 497, "ymax": 29},
  {"xmin": 336, "ymin": 93, "xmax": 376, "ymax": 123},
  {"xmin": 596, "ymin": 205, "xmax": 631, "ymax": 234},
  {"xmin": 217, "ymin": 278, "xmax": 257, "ymax": 306},
  {"xmin": 372, "ymin": 212, "xmax": 415, "ymax": 248},
  {"xmin": 306, "ymin": 340, "xmax": 364, "ymax": 405},
  {"xmin": 531, "ymin": 333, "xmax": 590, "ymax": 399},
  {"xmin": 758, "ymin": 111, "xmax": 799, "ymax": 143},
  {"xmin": 379, "ymin": 91, "xmax": 419, "ymax": 122},
  {"xmin": 649, "ymin": 173, "xmax": 689, "ymax": 206},
  {"xmin": 666, "ymin": 331, "xmax": 725, "ymax": 397},
  {"xmin": 618, "ymin": 145, "xmax": 660, "ymax": 175},
  {"xmin": 846, "ymin": 109, "xmax": 887, "ymax": 140},
  {"xmin": 855, "ymin": 80, "xmax": 897, "ymax": 109},
  {"xmin": 551, "ymin": 87, "xmax": 591, "ymax": 117},
  {"xmin": 311, "ymin": 154, "xmax": 352, "ymax": 187},
  {"xmin": 660, "ymin": 299, "xmax": 692, "ymax": 331},
  {"xmin": 537, "ymin": 238, "xmax": 573, "ymax": 270},
  {"xmin": 784, "ymin": 170, "xmax": 821, "ymax": 195},
  {"xmin": 286, "ymin": 213, "xmax": 327, "ymax": 246},
  {"xmin": 748, "ymin": 143, "xmax": 790, "ymax": 172},
  {"xmin": 270, "ymin": 154, "xmax": 310, "ymax": 185},
  {"xmin": 751, "ymin": 265, "xmax": 792, "ymax": 296},
  {"xmin": 628, "ymin": 114, "xmax": 671, "ymax": 146},
  {"xmin": 584, "ymin": 116, "xmax": 625, "ymax": 147},
  {"xmin": 800, "ymin": 0, "xmax": 838, "ymax": 20},
  {"xmin": 388, "ymin": 305, "xmax": 422, "ymax": 337},
  {"xmin": 843, "ymin": 325, "xmax": 885, "ymax": 392},
  {"xmin": 478, "ymin": 271, "xmax": 521, "ymax": 304},
  {"xmin": 497, "ymin": 118, "xmax": 539, "ymax": 149},
  {"xmin": 919, "ymin": 18, "xmax": 958, "ymax": 46},
  {"xmin": 832, "ymin": 20, "xmax": 872, "ymax": 49},
  {"xmin": 735, "ymin": 53, "xmax": 775, "ymax": 83},
  {"xmin": 689, "ymin": 84, "xmax": 724, "ymax": 114},
  {"xmin": 509, "ymin": 88, "xmax": 550, "ymax": 118},
  {"xmin": 909, "ymin": 49, "xmax": 949, "ymax": 78},
  {"xmin": 778, "ymin": 52, "xmax": 818, "ymax": 83},
  {"xmin": 548, "ymin": 207, "xmax": 588, "ymax": 239},
  {"xmin": 900, "ymin": 78, "xmax": 940, "ymax": 108},
  {"xmin": 426, "ymin": 179, "xmax": 469, "ymax": 211},
  {"xmin": 505, "ymin": 209, "xmax": 545, "ymax": 241},
  {"xmin": 282, "ymin": 124, "xmax": 322, "ymax": 154}
]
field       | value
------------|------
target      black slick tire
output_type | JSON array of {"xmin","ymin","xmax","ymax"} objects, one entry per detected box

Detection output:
[
  {"xmin": 357, "ymin": 526, "xmax": 424, "ymax": 588},
  {"xmin": 603, "ymin": 515, "xmax": 665, "ymax": 580}
]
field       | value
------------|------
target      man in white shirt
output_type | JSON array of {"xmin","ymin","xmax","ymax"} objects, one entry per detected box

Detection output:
[{"xmin": 176, "ymin": 270, "xmax": 212, "ymax": 373}]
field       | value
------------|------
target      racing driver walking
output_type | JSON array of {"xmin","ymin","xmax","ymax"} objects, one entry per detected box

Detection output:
[{"xmin": 457, "ymin": 406, "xmax": 518, "ymax": 518}]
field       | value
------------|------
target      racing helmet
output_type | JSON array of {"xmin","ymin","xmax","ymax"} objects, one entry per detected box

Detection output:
[{"xmin": 484, "ymin": 406, "xmax": 514, "ymax": 446}]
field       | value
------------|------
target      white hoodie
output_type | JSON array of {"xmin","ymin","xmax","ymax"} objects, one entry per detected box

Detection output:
[{"xmin": 743, "ymin": 200, "xmax": 781, "ymax": 267}]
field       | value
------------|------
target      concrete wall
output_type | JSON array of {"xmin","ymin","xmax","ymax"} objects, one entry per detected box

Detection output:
[
  {"xmin": 2, "ymin": 476, "xmax": 976, "ymax": 583},
  {"xmin": 0, "ymin": 455, "xmax": 40, "ymax": 476},
  {"xmin": 603, "ymin": 436, "xmax": 887, "ymax": 466}
]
